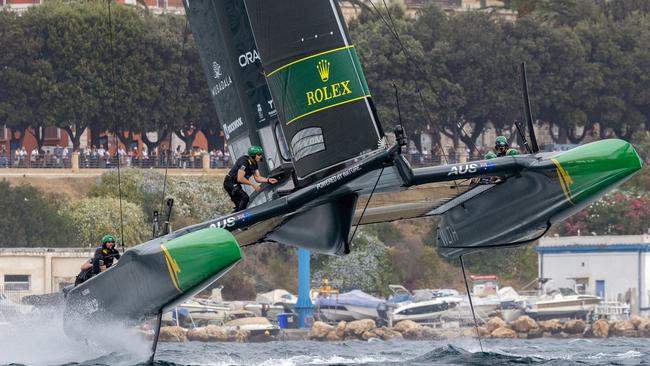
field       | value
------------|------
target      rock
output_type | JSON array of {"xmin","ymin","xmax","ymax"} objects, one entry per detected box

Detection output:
[
  {"xmin": 511, "ymin": 316, "xmax": 537, "ymax": 333},
  {"xmin": 555, "ymin": 331, "xmax": 569, "ymax": 339},
  {"xmin": 418, "ymin": 326, "xmax": 439, "ymax": 340},
  {"xmin": 611, "ymin": 320, "xmax": 636, "ymax": 337},
  {"xmin": 591, "ymin": 319, "xmax": 609, "ymax": 338},
  {"xmin": 630, "ymin": 315, "xmax": 644, "ymax": 329},
  {"xmin": 636, "ymin": 319, "xmax": 650, "ymax": 337},
  {"xmin": 563, "ymin": 319, "xmax": 586, "ymax": 334},
  {"xmin": 491, "ymin": 326, "xmax": 516, "ymax": 339},
  {"xmin": 227, "ymin": 328, "xmax": 249, "ymax": 342},
  {"xmin": 159, "ymin": 326, "xmax": 188, "ymax": 342},
  {"xmin": 335, "ymin": 321, "xmax": 347, "ymax": 339},
  {"xmin": 187, "ymin": 326, "xmax": 230, "ymax": 342},
  {"xmin": 361, "ymin": 330, "xmax": 378, "ymax": 340},
  {"xmin": 187, "ymin": 327, "xmax": 209, "ymax": 342},
  {"xmin": 393, "ymin": 320, "xmax": 420, "ymax": 334},
  {"xmin": 374, "ymin": 327, "xmax": 401, "ymax": 340},
  {"xmin": 393, "ymin": 320, "xmax": 424, "ymax": 339},
  {"xmin": 527, "ymin": 327, "xmax": 544, "ymax": 339},
  {"xmin": 538, "ymin": 319, "xmax": 563, "ymax": 334},
  {"xmin": 486, "ymin": 317, "xmax": 508, "ymax": 333},
  {"xmin": 345, "ymin": 319, "xmax": 376, "ymax": 338},
  {"xmin": 308, "ymin": 321, "xmax": 334, "ymax": 340},
  {"xmin": 325, "ymin": 330, "xmax": 341, "ymax": 341}
]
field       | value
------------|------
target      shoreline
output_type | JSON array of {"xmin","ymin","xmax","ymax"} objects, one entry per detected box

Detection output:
[{"xmin": 158, "ymin": 315, "xmax": 649, "ymax": 343}]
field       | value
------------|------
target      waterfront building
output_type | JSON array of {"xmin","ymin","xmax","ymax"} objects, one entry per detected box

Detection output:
[
  {"xmin": 0, "ymin": 248, "xmax": 93, "ymax": 302},
  {"xmin": 536, "ymin": 235, "xmax": 650, "ymax": 315}
]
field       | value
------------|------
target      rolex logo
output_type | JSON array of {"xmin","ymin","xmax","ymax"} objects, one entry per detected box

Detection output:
[{"xmin": 316, "ymin": 60, "xmax": 330, "ymax": 82}]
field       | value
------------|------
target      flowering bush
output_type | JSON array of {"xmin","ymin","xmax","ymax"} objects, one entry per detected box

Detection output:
[
  {"xmin": 89, "ymin": 170, "xmax": 231, "ymax": 227},
  {"xmin": 59, "ymin": 196, "xmax": 150, "ymax": 247},
  {"xmin": 313, "ymin": 230, "xmax": 391, "ymax": 295},
  {"xmin": 559, "ymin": 191, "xmax": 650, "ymax": 235}
]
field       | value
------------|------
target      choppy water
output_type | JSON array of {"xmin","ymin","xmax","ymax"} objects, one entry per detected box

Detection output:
[{"xmin": 1, "ymin": 307, "xmax": 649, "ymax": 365}]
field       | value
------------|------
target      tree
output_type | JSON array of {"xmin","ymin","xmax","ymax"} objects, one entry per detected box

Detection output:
[
  {"xmin": 58, "ymin": 196, "xmax": 149, "ymax": 247},
  {"xmin": 0, "ymin": 180, "xmax": 76, "ymax": 247}
]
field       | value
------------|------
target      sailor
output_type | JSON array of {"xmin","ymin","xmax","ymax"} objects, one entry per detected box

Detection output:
[
  {"xmin": 74, "ymin": 234, "xmax": 121, "ymax": 285},
  {"xmin": 223, "ymin": 146, "xmax": 277, "ymax": 212},
  {"xmin": 489, "ymin": 136, "xmax": 519, "ymax": 158}
]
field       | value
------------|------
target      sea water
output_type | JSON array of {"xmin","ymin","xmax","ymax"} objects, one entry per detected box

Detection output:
[{"xmin": 1, "ymin": 308, "xmax": 648, "ymax": 366}]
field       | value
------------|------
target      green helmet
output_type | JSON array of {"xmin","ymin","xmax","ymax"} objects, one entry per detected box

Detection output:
[
  {"xmin": 506, "ymin": 148, "xmax": 519, "ymax": 156},
  {"xmin": 102, "ymin": 234, "xmax": 115, "ymax": 244},
  {"xmin": 495, "ymin": 136, "xmax": 508, "ymax": 147},
  {"xmin": 248, "ymin": 145, "xmax": 263, "ymax": 156},
  {"xmin": 484, "ymin": 151, "xmax": 497, "ymax": 160}
]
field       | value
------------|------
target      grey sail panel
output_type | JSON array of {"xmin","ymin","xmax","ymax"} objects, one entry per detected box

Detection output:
[
  {"xmin": 244, "ymin": 0, "xmax": 384, "ymax": 180},
  {"xmin": 183, "ymin": 0, "xmax": 283, "ymax": 175}
]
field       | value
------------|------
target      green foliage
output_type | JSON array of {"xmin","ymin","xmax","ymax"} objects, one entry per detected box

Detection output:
[
  {"xmin": 89, "ymin": 170, "xmax": 231, "ymax": 228},
  {"xmin": 314, "ymin": 230, "xmax": 392, "ymax": 295},
  {"xmin": 58, "ymin": 196, "xmax": 149, "ymax": 247},
  {"xmin": 0, "ymin": 180, "xmax": 75, "ymax": 247}
]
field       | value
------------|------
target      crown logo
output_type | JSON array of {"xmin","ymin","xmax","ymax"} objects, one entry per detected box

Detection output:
[{"xmin": 316, "ymin": 60, "xmax": 330, "ymax": 82}]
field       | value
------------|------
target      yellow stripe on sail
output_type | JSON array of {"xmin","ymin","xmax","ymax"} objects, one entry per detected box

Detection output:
[{"xmin": 267, "ymin": 45, "xmax": 355, "ymax": 77}]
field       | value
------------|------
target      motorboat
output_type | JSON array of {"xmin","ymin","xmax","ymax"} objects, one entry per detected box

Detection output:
[
  {"xmin": 162, "ymin": 299, "xmax": 230, "ymax": 327},
  {"xmin": 223, "ymin": 310, "xmax": 280, "ymax": 339},
  {"xmin": 525, "ymin": 287, "xmax": 600, "ymax": 320},
  {"xmin": 317, "ymin": 289, "xmax": 385, "ymax": 322},
  {"xmin": 379, "ymin": 285, "xmax": 462, "ymax": 324}
]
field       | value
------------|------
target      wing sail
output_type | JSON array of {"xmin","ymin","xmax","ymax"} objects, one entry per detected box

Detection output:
[
  {"xmin": 244, "ymin": 0, "xmax": 384, "ymax": 180},
  {"xmin": 183, "ymin": 0, "xmax": 287, "ymax": 175}
]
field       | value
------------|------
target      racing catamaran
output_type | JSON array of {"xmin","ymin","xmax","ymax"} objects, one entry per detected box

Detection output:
[{"xmin": 63, "ymin": 0, "xmax": 643, "ymax": 360}]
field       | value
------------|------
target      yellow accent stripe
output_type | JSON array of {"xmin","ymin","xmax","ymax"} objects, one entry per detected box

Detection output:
[
  {"xmin": 286, "ymin": 95, "xmax": 371, "ymax": 125},
  {"xmin": 551, "ymin": 158, "xmax": 574, "ymax": 205},
  {"xmin": 267, "ymin": 45, "xmax": 354, "ymax": 77},
  {"xmin": 161, "ymin": 244, "xmax": 182, "ymax": 293}
]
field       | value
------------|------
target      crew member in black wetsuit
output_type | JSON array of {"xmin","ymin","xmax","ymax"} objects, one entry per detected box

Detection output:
[
  {"xmin": 74, "ymin": 234, "xmax": 121, "ymax": 285},
  {"xmin": 223, "ymin": 145, "xmax": 277, "ymax": 212}
]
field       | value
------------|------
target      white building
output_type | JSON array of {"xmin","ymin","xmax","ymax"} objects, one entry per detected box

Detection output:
[
  {"xmin": 0, "ymin": 248, "xmax": 93, "ymax": 302},
  {"xmin": 536, "ymin": 235, "xmax": 650, "ymax": 314}
]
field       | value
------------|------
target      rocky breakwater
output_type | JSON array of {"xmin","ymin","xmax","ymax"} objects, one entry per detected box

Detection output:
[
  {"xmin": 159, "ymin": 325, "xmax": 253, "ymax": 343},
  {"xmin": 307, "ymin": 319, "xmax": 460, "ymax": 341},
  {"xmin": 485, "ymin": 315, "xmax": 650, "ymax": 339}
]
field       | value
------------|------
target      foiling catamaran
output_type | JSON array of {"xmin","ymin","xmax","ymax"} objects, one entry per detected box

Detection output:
[{"xmin": 63, "ymin": 0, "xmax": 642, "ymax": 360}]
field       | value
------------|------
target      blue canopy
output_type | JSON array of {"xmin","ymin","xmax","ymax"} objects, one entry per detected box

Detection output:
[{"xmin": 318, "ymin": 290, "xmax": 385, "ymax": 308}]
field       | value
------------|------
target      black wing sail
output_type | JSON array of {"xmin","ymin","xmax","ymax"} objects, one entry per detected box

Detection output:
[
  {"xmin": 183, "ymin": 0, "xmax": 290, "ymax": 180},
  {"xmin": 244, "ymin": 0, "xmax": 384, "ymax": 180}
]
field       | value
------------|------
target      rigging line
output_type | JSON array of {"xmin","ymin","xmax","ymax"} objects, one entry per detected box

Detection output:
[
  {"xmin": 159, "ymin": 19, "xmax": 190, "ymax": 217},
  {"xmin": 393, "ymin": 83, "xmax": 458, "ymax": 189},
  {"xmin": 106, "ymin": 0, "xmax": 126, "ymax": 253},
  {"xmin": 368, "ymin": 0, "xmax": 482, "ymax": 159},
  {"xmin": 459, "ymin": 255, "xmax": 484, "ymax": 353},
  {"xmin": 349, "ymin": 166, "xmax": 385, "ymax": 246}
]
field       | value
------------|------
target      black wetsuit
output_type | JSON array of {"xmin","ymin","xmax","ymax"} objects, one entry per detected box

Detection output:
[
  {"xmin": 74, "ymin": 245, "xmax": 121, "ymax": 285},
  {"xmin": 223, "ymin": 155, "xmax": 258, "ymax": 212}
]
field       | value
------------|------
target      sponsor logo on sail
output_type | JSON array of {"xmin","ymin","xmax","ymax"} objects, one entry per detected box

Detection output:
[
  {"xmin": 239, "ymin": 49, "xmax": 261, "ymax": 67},
  {"xmin": 317, "ymin": 60, "xmax": 330, "ymax": 82},
  {"xmin": 210, "ymin": 61, "xmax": 232, "ymax": 97},
  {"xmin": 223, "ymin": 117, "xmax": 243, "ymax": 138},
  {"xmin": 306, "ymin": 60, "xmax": 352, "ymax": 106}
]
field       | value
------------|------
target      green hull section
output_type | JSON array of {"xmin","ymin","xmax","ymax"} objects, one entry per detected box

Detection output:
[
  {"xmin": 552, "ymin": 139, "xmax": 643, "ymax": 204},
  {"xmin": 161, "ymin": 228, "xmax": 242, "ymax": 292}
]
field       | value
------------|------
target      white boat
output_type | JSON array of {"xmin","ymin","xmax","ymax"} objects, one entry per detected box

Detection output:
[
  {"xmin": 317, "ymin": 290, "xmax": 384, "ymax": 322},
  {"xmin": 525, "ymin": 287, "xmax": 600, "ymax": 320},
  {"xmin": 380, "ymin": 285, "xmax": 462, "ymax": 324},
  {"xmin": 162, "ymin": 299, "xmax": 230, "ymax": 327},
  {"xmin": 223, "ymin": 310, "xmax": 280, "ymax": 340}
]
